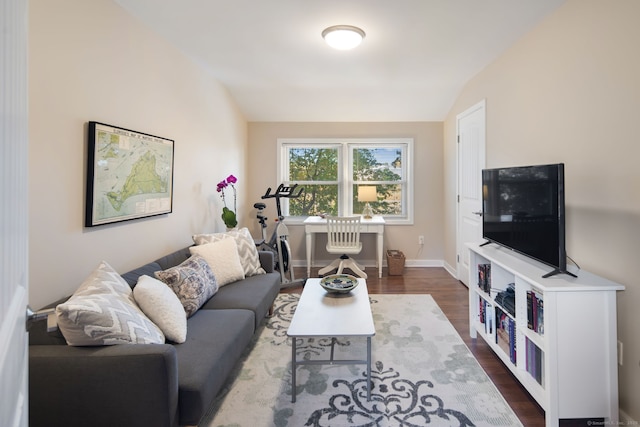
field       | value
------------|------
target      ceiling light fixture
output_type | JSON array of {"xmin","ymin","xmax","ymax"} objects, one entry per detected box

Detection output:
[{"xmin": 321, "ymin": 25, "xmax": 365, "ymax": 50}]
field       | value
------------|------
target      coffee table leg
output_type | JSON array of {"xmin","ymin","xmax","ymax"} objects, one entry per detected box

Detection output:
[
  {"xmin": 291, "ymin": 337, "xmax": 297, "ymax": 403},
  {"xmin": 367, "ymin": 336, "xmax": 372, "ymax": 401}
]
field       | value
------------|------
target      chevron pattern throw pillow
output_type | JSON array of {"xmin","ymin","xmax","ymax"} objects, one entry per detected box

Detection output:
[
  {"xmin": 193, "ymin": 227, "xmax": 266, "ymax": 276},
  {"xmin": 56, "ymin": 261, "xmax": 165, "ymax": 346}
]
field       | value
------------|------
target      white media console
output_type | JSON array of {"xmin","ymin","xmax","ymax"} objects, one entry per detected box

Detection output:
[{"xmin": 467, "ymin": 242, "xmax": 624, "ymax": 427}]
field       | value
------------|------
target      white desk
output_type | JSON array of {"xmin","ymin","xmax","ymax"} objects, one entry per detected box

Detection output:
[{"xmin": 304, "ymin": 215, "xmax": 385, "ymax": 278}]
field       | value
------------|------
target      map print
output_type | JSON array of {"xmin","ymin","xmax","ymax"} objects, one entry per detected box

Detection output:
[{"xmin": 89, "ymin": 123, "xmax": 173, "ymax": 225}]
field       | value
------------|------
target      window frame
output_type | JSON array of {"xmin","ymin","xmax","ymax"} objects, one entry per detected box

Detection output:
[{"xmin": 278, "ymin": 138, "xmax": 414, "ymax": 225}]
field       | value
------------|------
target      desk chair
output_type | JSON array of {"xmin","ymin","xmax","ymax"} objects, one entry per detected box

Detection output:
[{"xmin": 318, "ymin": 216, "xmax": 367, "ymax": 278}]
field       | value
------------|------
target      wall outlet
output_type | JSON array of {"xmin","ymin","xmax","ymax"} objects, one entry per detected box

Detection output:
[
  {"xmin": 418, "ymin": 235, "xmax": 425, "ymax": 245},
  {"xmin": 618, "ymin": 340, "xmax": 623, "ymax": 366}
]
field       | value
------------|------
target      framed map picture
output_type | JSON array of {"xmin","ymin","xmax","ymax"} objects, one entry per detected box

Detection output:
[{"xmin": 85, "ymin": 121, "xmax": 174, "ymax": 227}]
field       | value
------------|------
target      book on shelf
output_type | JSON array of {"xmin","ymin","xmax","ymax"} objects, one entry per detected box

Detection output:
[
  {"xmin": 509, "ymin": 316, "xmax": 516, "ymax": 363},
  {"xmin": 494, "ymin": 285, "xmax": 516, "ymax": 317},
  {"xmin": 525, "ymin": 337, "xmax": 544, "ymax": 386},
  {"xmin": 478, "ymin": 263, "xmax": 491, "ymax": 294},
  {"xmin": 495, "ymin": 307, "xmax": 516, "ymax": 364},
  {"xmin": 478, "ymin": 298, "xmax": 493, "ymax": 334},
  {"xmin": 526, "ymin": 290, "xmax": 544, "ymax": 335}
]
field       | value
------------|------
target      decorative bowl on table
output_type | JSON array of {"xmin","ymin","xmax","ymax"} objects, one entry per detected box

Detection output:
[{"xmin": 319, "ymin": 274, "xmax": 359, "ymax": 294}]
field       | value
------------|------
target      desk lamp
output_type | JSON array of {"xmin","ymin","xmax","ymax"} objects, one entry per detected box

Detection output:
[{"xmin": 357, "ymin": 186, "xmax": 377, "ymax": 219}]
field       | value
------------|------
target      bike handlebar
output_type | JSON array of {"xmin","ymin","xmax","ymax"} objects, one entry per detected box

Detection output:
[{"xmin": 261, "ymin": 183, "xmax": 304, "ymax": 200}]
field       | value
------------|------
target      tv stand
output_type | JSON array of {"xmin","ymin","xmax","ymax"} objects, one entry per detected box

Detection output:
[{"xmin": 467, "ymin": 242, "xmax": 624, "ymax": 427}]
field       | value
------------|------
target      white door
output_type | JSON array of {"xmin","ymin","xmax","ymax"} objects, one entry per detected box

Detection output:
[
  {"xmin": 456, "ymin": 100, "xmax": 486, "ymax": 286},
  {"xmin": 1, "ymin": 0, "xmax": 30, "ymax": 426}
]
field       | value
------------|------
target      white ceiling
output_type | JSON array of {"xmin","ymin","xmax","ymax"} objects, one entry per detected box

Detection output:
[{"xmin": 114, "ymin": 0, "xmax": 565, "ymax": 122}]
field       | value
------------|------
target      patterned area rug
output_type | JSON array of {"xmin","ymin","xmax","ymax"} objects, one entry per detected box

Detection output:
[{"xmin": 200, "ymin": 293, "xmax": 522, "ymax": 427}]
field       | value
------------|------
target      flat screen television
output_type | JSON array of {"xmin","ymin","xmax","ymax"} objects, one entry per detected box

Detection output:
[{"xmin": 481, "ymin": 163, "xmax": 574, "ymax": 278}]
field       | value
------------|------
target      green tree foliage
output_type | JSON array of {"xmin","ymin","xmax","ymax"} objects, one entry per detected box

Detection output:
[
  {"xmin": 352, "ymin": 148, "xmax": 402, "ymax": 215},
  {"xmin": 289, "ymin": 148, "xmax": 338, "ymax": 215},
  {"xmin": 288, "ymin": 147, "xmax": 403, "ymax": 216}
]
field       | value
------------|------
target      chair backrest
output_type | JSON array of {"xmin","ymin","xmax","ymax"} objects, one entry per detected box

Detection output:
[{"xmin": 326, "ymin": 216, "xmax": 362, "ymax": 251}]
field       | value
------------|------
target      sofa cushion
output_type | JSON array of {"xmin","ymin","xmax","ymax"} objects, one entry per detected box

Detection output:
[
  {"xmin": 154, "ymin": 255, "xmax": 218, "ymax": 318},
  {"xmin": 56, "ymin": 261, "xmax": 165, "ymax": 346},
  {"xmin": 175, "ymin": 308, "xmax": 254, "ymax": 426},
  {"xmin": 133, "ymin": 275, "xmax": 187, "ymax": 343},
  {"xmin": 193, "ymin": 227, "xmax": 266, "ymax": 277},
  {"xmin": 189, "ymin": 238, "xmax": 245, "ymax": 287},
  {"xmin": 200, "ymin": 271, "xmax": 280, "ymax": 330},
  {"xmin": 29, "ymin": 343, "xmax": 179, "ymax": 427}
]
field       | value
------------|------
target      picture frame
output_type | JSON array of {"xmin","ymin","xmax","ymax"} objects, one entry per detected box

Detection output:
[{"xmin": 85, "ymin": 121, "xmax": 174, "ymax": 227}]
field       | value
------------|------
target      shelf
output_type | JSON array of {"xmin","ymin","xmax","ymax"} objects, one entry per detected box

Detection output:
[
  {"xmin": 467, "ymin": 242, "xmax": 624, "ymax": 427},
  {"xmin": 518, "ymin": 366, "xmax": 546, "ymax": 406},
  {"xmin": 520, "ymin": 326, "xmax": 544, "ymax": 349},
  {"xmin": 473, "ymin": 323, "xmax": 512, "ymax": 363},
  {"xmin": 473, "ymin": 287, "xmax": 514, "ymax": 318},
  {"xmin": 467, "ymin": 243, "xmax": 625, "ymax": 293}
]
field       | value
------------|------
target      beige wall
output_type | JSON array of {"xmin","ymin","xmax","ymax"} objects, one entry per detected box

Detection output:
[
  {"xmin": 247, "ymin": 122, "xmax": 444, "ymax": 267},
  {"xmin": 444, "ymin": 0, "xmax": 640, "ymax": 420},
  {"xmin": 29, "ymin": 0, "xmax": 248, "ymax": 309}
]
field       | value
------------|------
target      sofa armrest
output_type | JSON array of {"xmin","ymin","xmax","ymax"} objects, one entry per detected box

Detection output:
[
  {"xmin": 258, "ymin": 250, "xmax": 275, "ymax": 273},
  {"xmin": 29, "ymin": 344, "xmax": 179, "ymax": 427}
]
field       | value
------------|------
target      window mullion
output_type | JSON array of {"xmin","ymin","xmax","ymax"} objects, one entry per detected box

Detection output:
[{"xmin": 343, "ymin": 143, "xmax": 353, "ymax": 216}]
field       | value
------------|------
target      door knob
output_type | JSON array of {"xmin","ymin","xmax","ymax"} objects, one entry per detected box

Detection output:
[
  {"xmin": 472, "ymin": 211, "xmax": 483, "ymax": 216},
  {"xmin": 26, "ymin": 306, "xmax": 58, "ymax": 332}
]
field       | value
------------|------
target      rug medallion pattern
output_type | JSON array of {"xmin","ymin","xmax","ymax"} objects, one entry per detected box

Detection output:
[{"xmin": 201, "ymin": 293, "xmax": 522, "ymax": 427}]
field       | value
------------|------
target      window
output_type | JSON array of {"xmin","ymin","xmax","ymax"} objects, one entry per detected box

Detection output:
[{"xmin": 278, "ymin": 138, "xmax": 413, "ymax": 224}]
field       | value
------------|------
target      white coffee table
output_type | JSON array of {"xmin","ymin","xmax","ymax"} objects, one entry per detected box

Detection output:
[{"xmin": 287, "ymin": 277, "xmax": 375, "ymax": 403}]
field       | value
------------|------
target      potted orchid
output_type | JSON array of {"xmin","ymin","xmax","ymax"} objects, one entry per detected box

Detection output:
[{"xmin": 217, "ymin": 174, "xmax": 238, "ymax": 229}]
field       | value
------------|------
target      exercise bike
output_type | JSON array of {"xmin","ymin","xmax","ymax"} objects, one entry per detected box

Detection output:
[{"xmin": 254, "ymin": 183, "xmax": 306, "ymax": 288}]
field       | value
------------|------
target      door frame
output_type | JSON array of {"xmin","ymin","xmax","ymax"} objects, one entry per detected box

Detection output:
[
  {"xmin": 1, "ymin": 0, "xmax": 30, "ymax": 425},
  {"xmin": 455, "ymin": 99, "xmax": 486, "ymax": 284}
]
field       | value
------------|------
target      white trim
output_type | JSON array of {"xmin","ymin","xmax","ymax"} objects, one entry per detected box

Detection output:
[
  {"xmin": 0, "ymin": 287, "xmax": 25, "ymax": 378},
  {"xmin": 443, "ymin": 261, "xmax": 458, "ymax": 279},
  {"xmin": 455, "ymin": 99, "xmax": 486, "ymax": 283},
  {"xmin": 290, "ymin": 258, "xmax": 447, "ymax": 269}
]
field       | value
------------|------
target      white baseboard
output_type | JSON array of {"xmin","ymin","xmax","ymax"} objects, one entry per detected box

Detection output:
[
  {"xmin": 405, "ymin": 259, "xmax": 443, "ymax": 268},
  {"xmin": 443, "ymin": 261, "xmax": 457, "ymax": 278},
  {"xmin": 291, "ymin": 258, "xmax": 446, "ymax": 269}
]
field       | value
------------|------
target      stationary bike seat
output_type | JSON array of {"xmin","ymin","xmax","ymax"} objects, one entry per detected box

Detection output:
[{"xmin": 254, "ymin": 202, "xmax": 266, "ymax": 209}]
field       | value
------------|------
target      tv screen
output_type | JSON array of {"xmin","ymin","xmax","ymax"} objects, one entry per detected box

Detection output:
[{"xmin": 482, "ymin": 163, "xmax": 570, "ymax": 277}]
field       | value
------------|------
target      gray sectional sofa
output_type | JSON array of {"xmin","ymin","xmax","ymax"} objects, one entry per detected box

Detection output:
[{"xmin": 28, "ymin": 246, "xmax": 281, "ymax": 427}]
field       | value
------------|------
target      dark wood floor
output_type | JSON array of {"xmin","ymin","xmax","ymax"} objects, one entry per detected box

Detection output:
[{"xmin": 284, "ymin": 266, "xmax": 546, "ymax": 427}]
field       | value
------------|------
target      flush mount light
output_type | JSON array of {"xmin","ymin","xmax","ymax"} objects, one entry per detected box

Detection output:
[{"xmin": 321, "ymin": 25, "xmax": 365, "ymax": 50}]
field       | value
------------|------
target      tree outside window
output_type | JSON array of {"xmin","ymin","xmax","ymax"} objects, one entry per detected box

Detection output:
[
  {"xmin": 279, "ymin": 139, "xmax": 413, "ymax": 224},
  {"xmin": 288, "ymin": 146, "xmax": 339, "ymax": 215},
  {"xmin": 352, "ymin": 147, "xmax": 404, "ymax": 216}
]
